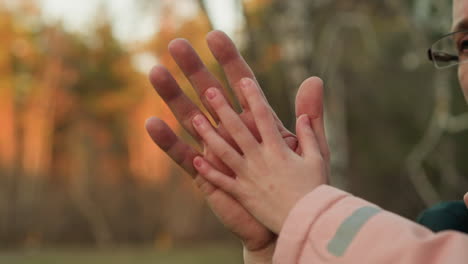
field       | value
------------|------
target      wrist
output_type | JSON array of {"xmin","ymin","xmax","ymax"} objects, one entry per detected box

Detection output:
[
  {"xmin": 243, "ymin": 241, "xmax": 276, "ymax": 264},
  {"xmin": 271, "ymin": 191, "xmax": 311, "ymax": 234}
]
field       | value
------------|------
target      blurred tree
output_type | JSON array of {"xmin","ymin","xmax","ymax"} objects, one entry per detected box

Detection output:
[
  {"xmin": 0, "ymin": 0, "xmax": 466, "ymax": 249},
  {"xmin": 0, "ymin": 7, "xmax": 19, "ymax": 244},
  {"xmin": 0, "ymin": 3, "xmax": 148, "ymax": 247}
]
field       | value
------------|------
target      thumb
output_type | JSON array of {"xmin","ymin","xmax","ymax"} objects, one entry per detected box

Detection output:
[
  {"xmin": 296, "ymin": 114, "xmax": 320, "ymax": 158},
  {"xmin": 295, "ymin": 77, "xmax": 330, "ymax": 162}
]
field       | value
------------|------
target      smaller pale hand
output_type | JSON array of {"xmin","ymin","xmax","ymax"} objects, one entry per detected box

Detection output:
[{"xmin": 191, "ymin": 78, "xmax": 328, "ymax": 234}]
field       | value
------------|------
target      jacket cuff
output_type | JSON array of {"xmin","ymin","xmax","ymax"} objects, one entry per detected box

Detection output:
[{"xmin": 273, "ymin": 185, "xmax": 349, "ymax": 263}]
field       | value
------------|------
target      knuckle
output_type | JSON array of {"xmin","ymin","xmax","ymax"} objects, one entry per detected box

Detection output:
[
  {"xmin": 167, "ymin": 141, "xmax": 187, "ymax": 166},
  {"xmin": 218, "ymin": 149, "xmax": 232, "ymax": 161},
  {"xmin": 195, "ymin": 175, "xmax": 216, "ymax": 195},
  {"xmin": 228, "ymin": 122, "xmax": 244, "ymax": 135}
]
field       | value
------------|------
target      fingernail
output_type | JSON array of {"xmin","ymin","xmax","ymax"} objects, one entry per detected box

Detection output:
[
  {"xmin": 193, "ymin": 115, "xmax": 204, "ymax": 126},
  {"xmin": 205, "ymin": 88, "xmax": 217, "ymax": 100},
  {"xmin": 194, "ymin": 157, "xmax": 203, "ymax": 168},
  {"xmin": 300, "ymin": 114, "xmax": 311, "ymax": 127},
  {"xmin": 240, "ymin": 77, "xmax": 250, "ymax": 85},
  {"xmin": 240, "ymin": 78, "xmax": 252, "ymax": 90}
]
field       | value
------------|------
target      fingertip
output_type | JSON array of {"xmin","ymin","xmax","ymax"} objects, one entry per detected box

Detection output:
[
  {"xmin": 144, "ymin": 117, "xmax": 178, "ymax": 152},
  {"xmin": 239, "ymin": 77, "xmax": 256, "ymax": 94},
  {"xmin": 205, "ymin": 87, "xmax": 218, "ymax": 101},
  {"xmin": 206, "ymin": 30, "xmax": 237, "ymax": 62},
  {"xmin": 206, "ymin": 30, "xmax": 224, "ymax": 48},
  {"xmin": 192, "ymin": 156, "xmax": 216, "ymax": 182},
  {"xmin": 295, "ymin": 76, "xmax": 324, "ymax": 119},
  {"xmin": 193, "ymin": 156, "xmax": 204, "ymax": 169},
  {"xmin": 305, "ymin": 76, "xmax": 324, "ymax": 87},
  {"xmin": 145, "ymin": 116, "xmax": 158, "ymax": 130},
  {"xmin": 148, "ymin": 66, "xmax": 183, "ymax": 101},
  {"xmin": 144, "ymin": 117, "xmax": 167, "ymax": 139},
  {"xmin": 168, "ymin": 38, "xmax": 194, "ymax": 60},
  {"xmin": 145, "ymin": 116, "xmax": 163, "ymax": 133},
  {"xmin": 206, "ymin": 30, "xmax": 228, "ymax": 42},
  {"xmin": 299, "ymin": 76, "xmax": 323, "ymax": 93},
  {"xmin": 168, "ymin": 38, "xmax": 189, "ymax": 51},
  {"xmin": 148, "ymin": 65, "xmax": 168, "ymax": 84},
  {"xmin": 148, "ymin": 65, "xmax": 158, "ymax": 82},
  {"xmin": 168, "ymin": 38, "xmax": 190, "ymax": 60},
  {"xmin": 192, "ymin": 114, "xmax": 206, "ymax": 128}
]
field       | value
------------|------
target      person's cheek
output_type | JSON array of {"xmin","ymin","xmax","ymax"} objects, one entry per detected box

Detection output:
[
  {"xmin": 464, "ymin": 192, "xmax": 468, "ymax": 208},
  {"xmin": 458, "ymin": 64, "xmax": 468, "ymax": 103}
]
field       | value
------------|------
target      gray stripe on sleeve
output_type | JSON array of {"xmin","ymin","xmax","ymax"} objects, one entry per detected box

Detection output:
[{"xmin": 327, "ymin": 206, "xmax": 382, "ymax": 257}]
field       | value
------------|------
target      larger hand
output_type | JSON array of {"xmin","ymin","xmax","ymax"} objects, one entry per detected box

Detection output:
[{"xmin": 145, "ymin": 31, "xmax": 329, "ymax": 251}]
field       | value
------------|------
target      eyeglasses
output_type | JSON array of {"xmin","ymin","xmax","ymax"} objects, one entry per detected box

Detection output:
[{"xmin": 428, "ymin": 30, "xmax": 468, "ymax": 69}]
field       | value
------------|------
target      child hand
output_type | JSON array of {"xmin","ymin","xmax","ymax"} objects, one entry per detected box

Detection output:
[{"xmin": 191, "ymin": 78, "xmax": 328, "ymax": 234}]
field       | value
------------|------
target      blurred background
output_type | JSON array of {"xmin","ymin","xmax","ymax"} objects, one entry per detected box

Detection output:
[{"xmin": 0, "ymin": 0, "xmax": 467, "ymax": 263}]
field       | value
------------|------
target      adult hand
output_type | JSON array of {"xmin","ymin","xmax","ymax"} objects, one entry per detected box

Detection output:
[{"xmin": 145, "ymin": 30, "xmax": 329, "ymax": 252}]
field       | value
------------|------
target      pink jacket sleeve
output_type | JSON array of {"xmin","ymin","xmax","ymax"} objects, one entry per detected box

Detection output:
[{"xmin": 273, "ymin": 185, "xmax": 468, "ymax": 264}]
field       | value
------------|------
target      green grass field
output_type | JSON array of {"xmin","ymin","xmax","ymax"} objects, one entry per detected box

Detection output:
[{"xmin": 0, "ymin": 244, "xmax": 243, "ymax": 264}]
